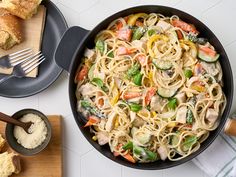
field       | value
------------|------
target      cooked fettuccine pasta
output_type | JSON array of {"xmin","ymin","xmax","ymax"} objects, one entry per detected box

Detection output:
[{"xmin": 75, "ymin": 13, "xmax": 226, "ymax": 163}]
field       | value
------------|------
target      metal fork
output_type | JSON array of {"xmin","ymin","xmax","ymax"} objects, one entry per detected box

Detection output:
[
  {"xmin": 0, "ymin": 52, "xmax": 46, "ymax": 84},
  {"xmin": 0, "ymin": 48, "xmax": 33, "ymax": 68}
]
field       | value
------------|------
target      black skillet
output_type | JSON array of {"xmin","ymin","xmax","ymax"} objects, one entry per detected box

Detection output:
[
  {"xmin": 55, "ymin": 5, "xmax": 234, "ymax": 169},
  {"xmin": 0, "ymin": 0, "xmax": 68, "ymax": 98}
]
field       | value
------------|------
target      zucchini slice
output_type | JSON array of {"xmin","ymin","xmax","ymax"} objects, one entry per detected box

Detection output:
[
  {"xmin": 153, "ymin": 60, "xmax": 172, "ymax": 70},
  {"xmin": 88, "ymin": 64, "xmax": 95, "ymax": 81},
  {"xmin": 157, "ymin": 87, "xmax": 177, "ymax": 98},
  {"xmin": 198, "ymin": 50, "xmax": 220, "ymax": 63}
]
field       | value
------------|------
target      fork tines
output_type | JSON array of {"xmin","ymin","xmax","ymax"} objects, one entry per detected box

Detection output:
[
  {"xmin": 21, "ymin": 51, "xmax": 46, "ymax": 74},
  {"xmin": 9, "ymin": 48, "xmax": 33, "ymax": 67}
]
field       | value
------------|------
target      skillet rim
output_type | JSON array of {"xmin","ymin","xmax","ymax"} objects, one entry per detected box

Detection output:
[{"xmin": 68, "ymin": 5, "xmax": 233, "ymax": 169}]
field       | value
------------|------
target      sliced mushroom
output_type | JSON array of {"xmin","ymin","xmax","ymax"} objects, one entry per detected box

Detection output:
[
  {"xmin": 132, "ymin": 116, "xmax": 145, "ymax": 127},
  {"xmin": 78, "ymin": 83, "xmax": 97, "ymax": 96},
  {"xmin": 201, "ymin": 62, "xmax": 219, "ymax": 76},
  {"xmin": 150, "ymin": 95, "xmax": 162, "ymax": 112}
]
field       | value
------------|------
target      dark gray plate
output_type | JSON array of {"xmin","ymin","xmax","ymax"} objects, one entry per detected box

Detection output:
[{"xmin": 0, "ymin": 0, "xmax": 68, "ymax": 98}]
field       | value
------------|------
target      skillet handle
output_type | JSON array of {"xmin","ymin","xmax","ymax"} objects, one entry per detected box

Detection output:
[
  {"xmin": 55, "ymin": 26, "xmax": 89, "ymax": 73},
  {"xmin": 224, "ymin": 118, "xmax": 236, "ymax": 136}
]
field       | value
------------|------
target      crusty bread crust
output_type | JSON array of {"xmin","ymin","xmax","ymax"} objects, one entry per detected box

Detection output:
[
  {"xmin": 0, "ymin": 152, "xmax": 21, "ymax": 176},
  {"xmin": 1, "ymin": 0, "xmax": 42, "ymax": 19},
  {"xmin": 12, "ymin": 154, "xmax": 21, "ymax": 174},
  {"xmin": 0, "ymin": 7, "xmax": 22, "ymax": 50},
  {"xmin": 0, "ymin": 134, "xmax": 5, "ymax": 152}
]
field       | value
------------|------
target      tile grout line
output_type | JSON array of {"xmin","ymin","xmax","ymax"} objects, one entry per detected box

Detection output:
[
  {"xmin": 173, "ymin": 0, "xmax": 183, "ymax": 7},
  {"xmin": 80, "ymin": 157, "xmax": 82, "ymax": 177},
  {"xmin": 57, "ymin": 0, "xmax": 100, "ymax": 15},
  {"xmin": 76, "ymin": 0, "xmax": 100, "ymax": 15},
  {"xmin": 63, "ymin": 146, "xmax": 81, "ymax": 156},
  {"xmin": 225, "ymin": 39, "xmax": 236, "ymax": 48},
  {"xmin": 57, "ymin": 2, "xmax": 81, "ymax": 15},
  {"xmin": 63, "ymin": 142, "xmax": 93, "ymax": 157},
  {"xmin": 80, "ymin": 148, "xmax": 94, "ymax": 158},
  {"xmin": 201, "ymin": 0, "xmax": 223, "ymax": 15}
]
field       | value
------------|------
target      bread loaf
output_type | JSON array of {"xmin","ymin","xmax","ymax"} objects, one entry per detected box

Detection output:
[
  {"xmin": 0, "ymin": 152, "xmax": 21, "ymax": 177},
  {"xmin": 0, "ymin": 8, "xmax": 22, "ymax": 50},
  {"xmin": 0, "ymin": 0, "xmax": 42, "ymax": 20},
  {"xmin": 0, "ymin": 134, "xmax": 5, "ymax": 152}
]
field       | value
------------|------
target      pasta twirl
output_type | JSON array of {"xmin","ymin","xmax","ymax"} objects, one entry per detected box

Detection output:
[{"xmin": 74, "ymin": 13, "xmax": 226, "ymax": 163}]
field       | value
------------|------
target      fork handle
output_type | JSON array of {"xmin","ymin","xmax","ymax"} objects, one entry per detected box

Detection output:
[
  {"xmin": 0, "ymin": 112, "xmax": 26, "ymax": 128},
  {"xmin": 0, "ymin": 75, "xmax": 14, "ymax": 84}
]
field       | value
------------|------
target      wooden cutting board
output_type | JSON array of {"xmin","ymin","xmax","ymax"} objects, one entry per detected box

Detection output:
[
  {"xmin": 0, "ymin": 5, "xmax": 46, "ymax": 78},
  {"xmin": 0, "ymin": 115, "xmax": 62, "ymax": 177}
]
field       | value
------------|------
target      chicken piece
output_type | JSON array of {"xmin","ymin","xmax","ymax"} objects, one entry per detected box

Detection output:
[
  {"xmin": 176, "ymin": 106, "xmax": 187, "ymax": 124},
  {"xmin": 78, "ymin": 83, "xmax": 97, "ymax": 96},
  {"xmin": 96, "ymin": 132, "xmax": 109, "ymax": 145},
  {"xmin": 131, "ymin": 39, "xmax": 147, "ymax": 50},
  {"xmin": 84, "ymin": 48, "xmax": 95, "ymax": 59},
  {"xmin": 158, "ymin": 146, "xmax": 168, "ymax": 160},
  {"xmin": 150, "ymin": 96, "xmax": 162, "ymax": 112},
  {"xmin": 130, "ymin": 111, "xmax": 136, "ymax": 123},
  {"xmin": 205, "ymin": 108, "xmax": 218, "ymax": 124},
  {"xmin": 175, "ymin": 92, "xmax": 186, "ymax": 104},
  {"xmin": 128, "ymin": 97, "xmax": 142, "ymax": 103},
  {"xmin": 105, "ymin": 111, "xmax": 117, "ymax": 132},
  {"xmin": 156, "ymin": 20, "xmax": 172, "ymax": 32}
]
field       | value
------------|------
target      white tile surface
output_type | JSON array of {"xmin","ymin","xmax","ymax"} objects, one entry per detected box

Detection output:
[
  {"xmin": 38, "ymin": 71, "xmax": 71, "ymax": 117},
  {"xmin": 201, "ymin": 0, "xmax": 236, "ymax": 46},
  {"xmin": 81, "ymin": 150, "xmax": 122, "ymax": 177},
  {"xmin": 1, "ymin": 1, "xmax": 236, "ymax": 177},
  {"xmin": 56, "ymin": 3, "xmax": 81, "ymax": 27},
  {"xmin": 0, "ymin": 96, "xmax": 38, "ymax": 115},
  {"xmin": 58, "ymin": 0, "xmax": 99, "ymax": 14},
  {"xmin": 175, "ymin": 0, "xmax": 222, "ymax": 18},
  {"xmin": 163, "ymin": 161, "xmax": 205, "ymax": 177},
  {"xmin": 63, "ymin": 147, "xmax": 82, "ymax": 177},
  {"xmin": 62, "ymin": 114, "xmax": 93, "ymax": 155},
  {"xmin": 122, "ymin": 166, "xmax": 163, "ymax": 177}
]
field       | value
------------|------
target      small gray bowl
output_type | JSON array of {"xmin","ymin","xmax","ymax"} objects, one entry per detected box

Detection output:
[{"xmin": 5, "ymin": 109, "xmax": 52, "ymax": 156}]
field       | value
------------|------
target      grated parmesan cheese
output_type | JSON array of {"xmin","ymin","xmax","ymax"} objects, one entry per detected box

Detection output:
[{"xmin": 13, "ymin": 113, "xmax": 47, "ymax": 149}]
